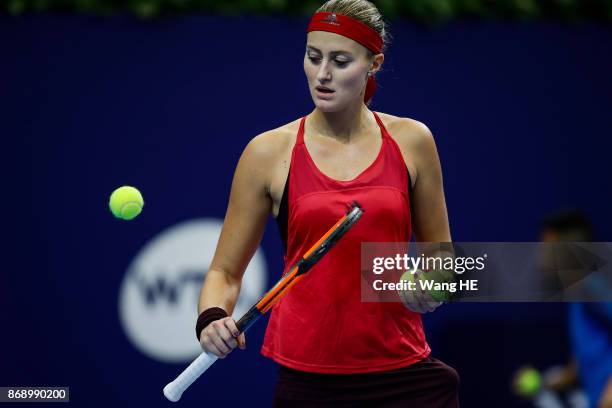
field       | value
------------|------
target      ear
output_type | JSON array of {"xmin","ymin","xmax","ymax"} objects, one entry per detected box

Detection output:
[{"xmin": 369, "ymin": 53, "xmax": 385, "ymax": 76}]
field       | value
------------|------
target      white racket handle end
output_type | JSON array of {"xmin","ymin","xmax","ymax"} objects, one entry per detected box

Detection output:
[
  {"xmin": 163, "ymin": 383, "xmax": 182, "ymax": 402},
  {"xmin": 163, "ymin": 351, "xmax": 219, "ymax": 402}
]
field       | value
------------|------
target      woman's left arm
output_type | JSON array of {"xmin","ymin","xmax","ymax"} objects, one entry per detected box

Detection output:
[
  {"xmin": 392, "ymin": 119, "xmax": 453, "ymax": 313},
  {"xmin": 407, "ymin": 121, "xmax": 452, "ymax": 243}
]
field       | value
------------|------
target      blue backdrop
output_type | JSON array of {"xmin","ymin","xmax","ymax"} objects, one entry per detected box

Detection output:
[{"xmin": 2, "ymin": 13, "xmax": 611, "ymax": 407}]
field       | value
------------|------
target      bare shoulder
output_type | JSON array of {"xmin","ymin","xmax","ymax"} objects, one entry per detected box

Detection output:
[
  {"xmin": 239, "ymin": 117, "xmax": 300, "ymax": 200},
  {"xmin": 375, "ymin": 111, "xmax": 434, "ymax": 151},
  {"xmin": 375, "ymin": 112, "xmax": 439, "ymax": 185},
  {"xmin": 243, "ymin": 117, "xmax": 300, "ymax": 160}
]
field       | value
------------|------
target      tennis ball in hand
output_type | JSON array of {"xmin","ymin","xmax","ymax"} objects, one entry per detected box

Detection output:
[
  {"xmin": 516, "ymin": 367, "xmax": 541, "ymax": 397},
  {"xmin": 401, "ymin": 269, "xmax": 454, "ymax": 302},
  {"xmin": 421, "ymin": 269, "xmax": 455, "ymax": 302},
  {"xmin": 398, "ymin": 271, "xmax": 441, "ymax": 313},
  {"xmin": 109, "ymin": 186, "xmax": 144, "ymax": 220},
  {"xmin": 398, "ymin": 270, "xmax": 417, "ymax": 305},
  {"xmin": 397, "ymin": 271, "xmax": 422, "ymax": 313}
]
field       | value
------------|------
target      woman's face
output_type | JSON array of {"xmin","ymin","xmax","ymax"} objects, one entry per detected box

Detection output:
[{"xmin": 304, "ymin": 31, "xmax": 373, "ymax": 112}]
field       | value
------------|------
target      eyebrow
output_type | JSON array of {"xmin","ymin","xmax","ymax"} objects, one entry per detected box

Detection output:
[{"xmin": 306, "ymin": 45, "xmax": 353, "ymax": 56}]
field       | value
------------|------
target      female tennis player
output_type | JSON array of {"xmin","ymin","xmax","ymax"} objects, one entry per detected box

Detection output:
[{"xmin": 196, "ymin": 0, "xmax": 459, "ymax": 406}]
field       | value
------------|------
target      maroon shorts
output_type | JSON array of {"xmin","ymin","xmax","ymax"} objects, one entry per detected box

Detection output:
[{"xmin": 273, "ymin": 357, "xmax": 460, "ymax": 408}]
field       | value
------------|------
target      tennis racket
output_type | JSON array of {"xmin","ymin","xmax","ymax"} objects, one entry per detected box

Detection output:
[{"xmin": 163, "ymin": 202, "xmax": 363, "ymax": 402}]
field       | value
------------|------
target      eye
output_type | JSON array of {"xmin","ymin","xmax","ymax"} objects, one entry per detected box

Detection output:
[
  {"xmin": 307, "ymin": 55, "xmax": 322, "ymax": 64},
  {"xmin": 334, "ymin": 59, "xmax": 349, "ymax": 67}
]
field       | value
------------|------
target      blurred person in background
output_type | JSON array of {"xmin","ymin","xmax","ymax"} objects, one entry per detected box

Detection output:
[{"xmin": 513, "ymin": 210, "xmax": 612, "ymax": 408}]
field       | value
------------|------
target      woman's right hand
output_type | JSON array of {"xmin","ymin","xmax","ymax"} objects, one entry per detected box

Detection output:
[
  {"xmin": 199, "ymin": 316, "xmax": 246, "ymax": 358},
  {"xmin": 398, "ymin": 269, "xmax": 445, "ymax": 313}
]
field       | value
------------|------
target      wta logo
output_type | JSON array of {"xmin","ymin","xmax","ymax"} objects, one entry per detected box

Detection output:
[{"xmin": 118, "ymin": 219, "xmax": 267, "ymax": 363}]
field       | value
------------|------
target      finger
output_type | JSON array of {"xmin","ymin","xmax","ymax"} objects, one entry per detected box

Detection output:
[
  {"xmin": 208, "ymin": 343, "xmax": 225, "ymax": 358},
  {"xmin": 423, "ymin": 300, "xmax": 439, "ymax": 312},
  {"xmin": 399, "ymin": 285, "xmax": 426, "ymax": 313},
  {"xmin": 420, "ymin": 296, "xmax": 440, "ymax": 312},
  {"xmin": 409, "ymin": 298, "xmax": 427, "ymax": 313},
  {"xmin": 398, "ymin": 286, "xmax": 416, "ymax": 312},
  {"xmin": 412, "ymin": 285, "xmax": 429, "ymax": 313},
  {"xmin": 238, "ymin": 333, "xmax": 246, "ymax": 350},
  {"xmin": 211, "ymin": 335, "xmax": 231, "ymax": 356},
  {"xmin": 216, "ymin": 320, "xmax": 238, "ymax": 349},
  {"xmin": 200, "ymin": 333, "xmax": 225, "ymax": 358},
  {"xmin": 414, "ymin": 277, "xmax": 443, "ymax": 313},
  {"xmin": 400, "ymin": 271, "xmax": 430, "ymax": 314},
  {"xmin": 210, "ymin": 322, "xmax": 232, "ymax": 354},
  {"xmin": 429, "ymin": 295, "xmax": 443, "ymax": 310},
  {"xmin": 404, "ymin": 301, "xmax": 422, "ymax": 313},
  {"xmin": 423, "ymin": 295, "xmax": 442, "ymax": 312},
  {"xmin": 224, "ymin": 318, "xmax": 241, "ymax": 338}
]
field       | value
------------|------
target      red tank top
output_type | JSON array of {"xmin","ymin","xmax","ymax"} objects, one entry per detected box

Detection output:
[{"xmin": 261, "ymin": 112, "xmax": 430, "ymax": 374}]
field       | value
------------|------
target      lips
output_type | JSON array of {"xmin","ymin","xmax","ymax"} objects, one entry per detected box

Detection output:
[{"xmin": 316, "ymin": 86, "xmax": 334, "ymax": 93}]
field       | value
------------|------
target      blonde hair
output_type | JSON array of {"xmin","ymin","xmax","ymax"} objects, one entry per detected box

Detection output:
[{"xmin": 316, "ymin": 0, "xmax": 390, "ymax": 53}]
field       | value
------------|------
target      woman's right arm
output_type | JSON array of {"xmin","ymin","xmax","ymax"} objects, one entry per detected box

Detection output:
[{"xmin": 197, "ymin": 133, "xmax": 276, "ymax": 358}]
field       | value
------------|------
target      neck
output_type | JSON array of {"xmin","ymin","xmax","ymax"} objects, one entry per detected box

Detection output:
[{"xmin": 309, "ymin": 103, "xmax": 374, "ymax": 143}]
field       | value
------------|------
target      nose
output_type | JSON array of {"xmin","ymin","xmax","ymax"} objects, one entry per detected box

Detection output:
[{"xmin": 316, "ymin": 60, "xmax": 332, "ymax": 83}]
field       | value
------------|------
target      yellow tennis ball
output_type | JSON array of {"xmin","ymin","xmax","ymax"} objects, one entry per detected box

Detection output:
[
  {"xmin": 422, "ymin": 269, "xmax": 455, "ymax": 302},
  {"xmin": 516, "ymin": 367, "xmax": 541, "ymax": 397},
  {"xmin": 109, "ymin": 186, "xmax": 144, "ymax": 220},
  {"xmin": 399, "ymin": 269, "xmax": 454, "ymax": 302}
]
